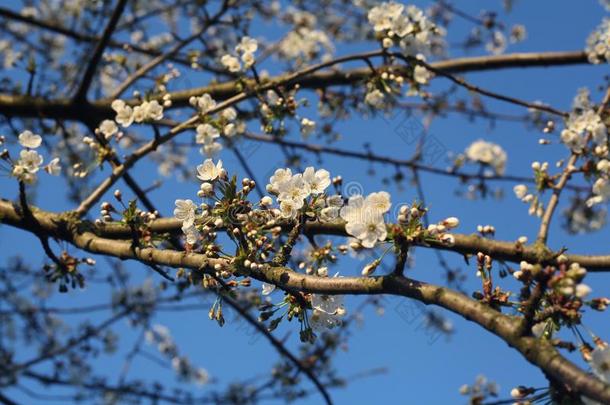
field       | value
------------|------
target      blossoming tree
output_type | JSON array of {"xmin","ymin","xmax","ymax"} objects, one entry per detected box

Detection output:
[{"xmin": 1, "ymin": 1, "xmax": 610, "ymax": 404}]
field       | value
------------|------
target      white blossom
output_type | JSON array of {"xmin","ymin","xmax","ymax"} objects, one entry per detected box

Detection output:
[
  {"xmin": 586, "ymin": 18, "xmax": 610, "ymax": 64},
  {"xmin": 220, "ymin": 54, "xmax": 241, "ymax": 72},
  {"xmin": 174, "ymin": 199, "xmax": 197, "ymax": 227},
  {"xmin": 221, "ymin": 107, "xmax": 237, "ymax": 121},
  {"xmin": 340, "ymin": 194, "xmax": 388, "ymax": 248},
  {"xmin": 278, "ymin": 174, "xmax": 311, "ymax": 208},
  {"xmin": 300, "ymin": 118, "xmax": 316, "ymax": 138},
  {"xmin": 365, "ymin": 89, "xmax": 385, "ymax": 108},
  {"xmin": 513, "ymin": 184, "xmax": 528, "ymax": 200},
  {"xmin": 368, "ymin": 3, "xmax": 445, "ymax": 56},
  {"xmin": 268, "ymin": 168, "xmax": 293, "ymax": 193},
  {"xmin": 279, "ymin": 199, "xmax": 300, "ymax": 219},
  {"xmin": 181, "ymin": 223, "xmax": 199, "ymax": 245},
  {"xmin": 279, "ymin": 27, "xmax": 334, "ymax": 64},
  {"xmin": 18, "ymin": 149, "xmax": 43, "ymax": 173},
  {"xmin": 235, "ymin": 36, "xmax": 258, "ymax": 68},
  {"xmin": 365, "ymin": 191, "xmax": 391, "ymax": 214},
  {"xmin": 196, "ymin": 124, "xmax": 220, "ymax": 144},
  {"xmin": 236, "ymin": 36, "xmax": 258, "ymax": 54},
  {"xmin": 302, "ymin": 167, "xmax": 330, "ymax": 195},
  {"xmin": 189, "ymin": 93, "xmax": 217, "ymax": 113},
  {"xmin": 413, "ymin": 65, "xmax": 431, "ymax": 84},
  {"xmin": 98, "ymin": 120, "xmax": 118, "ymax": 139},
  {"xmin": 587, "ymin": 178, "xmax": 610, "ymax": 207},
  {"xmin": 465, "ymin": 139, "xmax": 507, "ymax": 175},
  {"xmin": 111, "ymin": 99, "xmax": 134, "ymax": 127},
  {"xmin": 196, "ymin": 159, "xmax": 223, "ymax": 182},
  {"xmin": 18, "ymin": 130, "xmax": 42, "ymax": 149}
]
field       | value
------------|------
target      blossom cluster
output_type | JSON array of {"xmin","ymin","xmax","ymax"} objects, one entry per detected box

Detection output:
[
  {"xmin": 221, "ymin": 36, "xmax": 258, "ymax": 72},
  {"xmin": 110, "ymin": 99, "xmax": 164, "ymax": 129},
  {"xmin": 266, "ymin": 166, "xmax": 332, "ymax": 219},
  {"xmin": 559, "ymin": 89, "xmax": 610, "ymax": 207},
  {"xmin": 515, "ymin": 260, "xmax": 592, "ymax": 299},
  {"xmin": 513, "ymin": 185, "xmax": 543, "ymax": 217},
  {"xmin": 279, "ymin": 27, "xmax": 334, "ymax": 64},
  {"xmin": 277, "ymin": 7, "xmax": 334, "ymax": 65},
  {"xmin": 188, "ymin": 93, "xmax": 243, "ymax": 156},
  {"xmin": 340, "ymin": 192, "xmax": 391, "ymax": 248},
  {"xmin": 464, "ymin": 139, "xmax": 507, "ymax": 176},
  {"xmin": 173, "ymin": 158, "xmax": 226, "ymax": 244},
  {"xmin": 586, "ymin": 18, "xmax": 610, "ymax": 64},
  {"xmin": 3, "ymin": 130, "xmax": 61, "ymax": 183},
  {"xmin": 169, "ymin": 161, "xmax": 460, "ymax": 335},
  {"xmin": 367, "ymin": 2, "xmax": 445, "ymax": 56},
  {"xmin": 560, "ymin": 109, "xmax": 606, "ymax": 155}
]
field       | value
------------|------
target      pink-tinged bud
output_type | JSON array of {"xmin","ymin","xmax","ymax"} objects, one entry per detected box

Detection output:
[{"xmin": 443, "ymin": 217, "xmax": 459, "ymax": 229}]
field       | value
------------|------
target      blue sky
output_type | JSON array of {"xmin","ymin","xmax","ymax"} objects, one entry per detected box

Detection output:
[{"xmin": 1, "ymin": 1, "xmax": 610, "ymax": 404}]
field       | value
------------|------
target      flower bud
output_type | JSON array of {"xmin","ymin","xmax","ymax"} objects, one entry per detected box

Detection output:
[{"xmin": 443, "ymin": 217, "xmax": 459, "ymax": 229}]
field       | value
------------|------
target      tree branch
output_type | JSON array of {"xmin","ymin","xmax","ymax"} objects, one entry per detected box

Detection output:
[
  {"xmin": 1, "ymin": 200, "xmax": 610, "ymax": 402},
  {"xmin": 73, "ymin": 0, "xmax": 128, "ymax": 102}
]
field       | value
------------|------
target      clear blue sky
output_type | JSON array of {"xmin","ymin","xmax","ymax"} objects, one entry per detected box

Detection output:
[{"xmin": 1, "ymin": 1, "xmax": 609, "ymax": 404}]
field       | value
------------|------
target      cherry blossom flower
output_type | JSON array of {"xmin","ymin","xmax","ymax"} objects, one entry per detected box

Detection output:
[
  {"xmin": 144, "ymin": 100, "xmax": 164, "ymax": 121},
  {"xmin": 279, "ymin": 199, "xmax": 300, "ymax": 219},
  {"xmin": 18, "ymin": 130, "xmax": 42, "ymax": 149},
  {"xmin": 181, "ymin": 223, "xmax": 199, "ymax": 245},
  {"xmin": 340, "ymin": 194, "xmax": 388, "ymax": 248},
  {"xmin": 221, "ymin": 107, "xmax": 237, "ymax": 121},
  {"xmin": 174, "ymin": 199, "xmax": 197, "ymax": 227},
  {"xmin": 196, "ymin": 159, "xmax": 223, "ymax": 182},
  {"xmin": 561, "ymin": 107, "xmax": 607, "ymax": 152},
  {"xmin": 18, "ymin": 149, "xmax": 43, "ymax": 173},
  {"xmin": 364, "ymin": 89, "xmax": 385, "ymax": 108},
  {"xmin": 220, "ymin": 54, "xmax": 241, "ymax": 72},
  {"xmin": 586, "ymin": 18, "xmax": 610, "ymax": 64},
  {"xmin": 268, "ymin": 168, "xmax": 293, "ymax": 193},
  {"xmin": 300, "ymin": 118, "xmax": 316, "ymax": 138},
  {"xmin": 587, "ymin": 178, "xmax": 610, "ymax": 207},
  {"xmin": 465, "ymin": 139, "xmax": 507, "ymax": 175},
  {"xmin": 302, "ymin": 167, "xmax": 330, "ymax": 195},
  {"xmin": 278, "ymin": 174, "xmax": 311, "ymax": 208},
  {"xmin": 368, "ymin": 2, "xmax": 445, "ymax": 56},
  {"xmin": 279, "ymin": 28, "xmax": 334, "ymax": 64},
  {"xmin": 195, "ymin": 124, "xmax": 222, "ymax": 157},
  {"xmin": 365, "ymin": 191, "xmax": 391, "ymax": 214},
  {"xmin": 413, "ymin": 65, "xmax": 431, "ymax": 84},
  {"xmin": 189, "ymin": 93, "xmax": 216, "ymax": 113},
  {"xmin": 196, "ymin": 124, "xmax": 220, "ymax": 144},
  {"xmin": 111, "ymin": 99, "xmax": 134, "ymax": 127},
  {"xmin": 368, "ymin": 2, "xmax": 404, "ymax": 32},
  {"xmin": 513, "ymin": 184, "xmax": 528, "ymax": 199},
  {"xmin": 235, "ymin": 36, "xmax": 258, "ymax": 68},
  {"xmin": 98, "ymin": 120, "xmax": 118, "ymax": 139}
]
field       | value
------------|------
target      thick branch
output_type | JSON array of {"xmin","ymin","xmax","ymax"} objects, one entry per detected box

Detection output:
[
  {"xmin": 0, "ymin": 51, "xmax": 588, "ymax": 121},
  {"xmin": 1, "ymin": 200, "xmax": 608, "ymax": 402}
]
